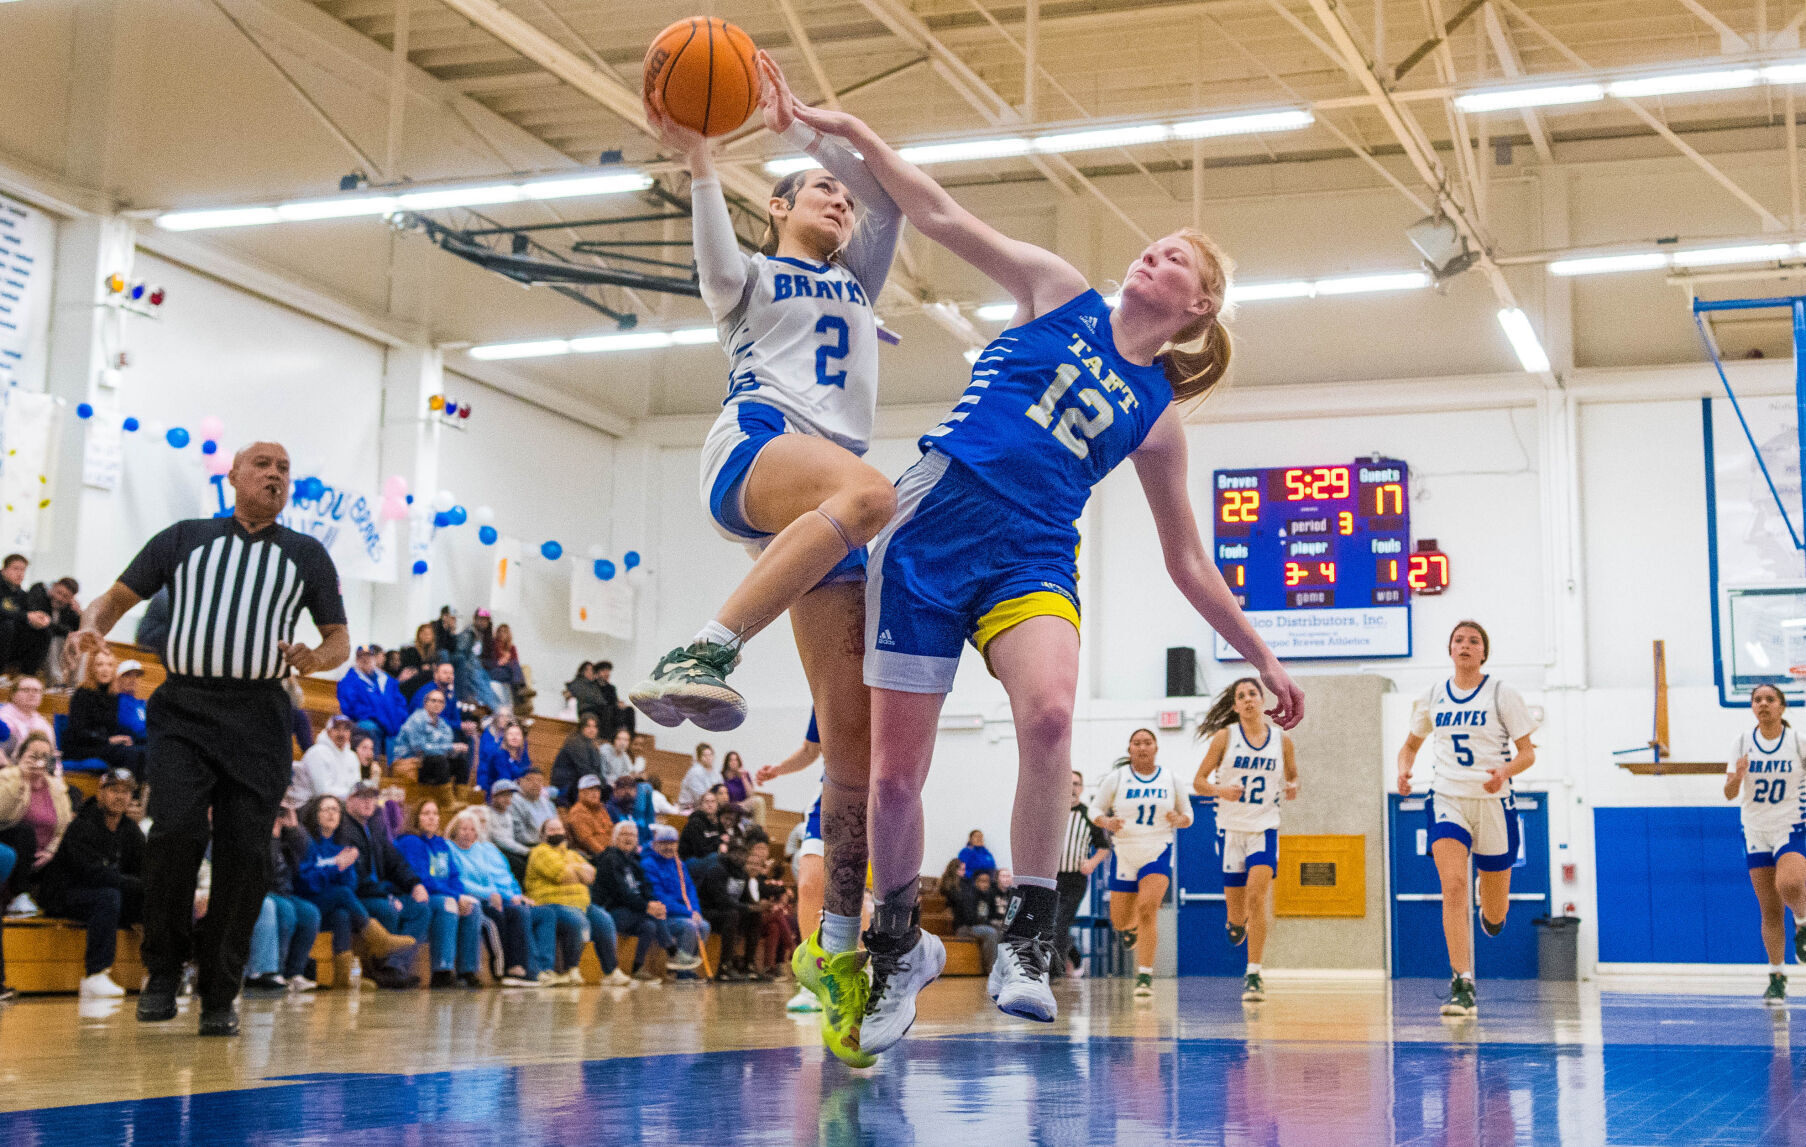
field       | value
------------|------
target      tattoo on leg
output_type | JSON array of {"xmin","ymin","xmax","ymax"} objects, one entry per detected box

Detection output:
[{"xmin": 821, "ymin": 803, "xmax": 869, "ymax": 920}]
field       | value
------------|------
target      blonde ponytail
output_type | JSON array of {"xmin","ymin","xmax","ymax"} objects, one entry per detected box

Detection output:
[{"xmin": 1159, "ymin": 228, "xmax": 1236, "ymax": 405}]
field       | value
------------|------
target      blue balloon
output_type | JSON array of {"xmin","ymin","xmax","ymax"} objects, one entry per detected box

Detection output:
[
  {"xmin": 296, "ymin": 476, "xmax": 324, "ymax": 501},
  {"xmin": 404, "ymin": 494, "xmax": 414, "ymax": 504},
  {"xmin": 540, "ymin": 540, "xmax": 563, "ymax": 561},
  {"xmin": 448, "ymin": 505, "xmax": 468, "ymax": 526},
  {"xmin": 166, "ymin": 427, "xmax": 190, "ymax": 448},
  {"xmin": 478, "ymin": 525, "xmax": 498, "ymax": 546},
  {"xmin": 76, "ymin": 403, "xmax": 93, "ymax": 420},
  {"xmin": 594, "ymin": 559, "xmax": 616, "ymax": 580},
  {"xmin": 411, "ymin": 559, "xmax": 428, "ymax": 575},
  {"xmin": 201, "ymin": 440, "xmax": 218, "ymax": 456},
  {"xmin": 432, "ymin": 511, "xmax": 451, "ymax": 528},
  {"xmin": 122, "ymin": 417, "xmax": 139, "ymax": 432},
  {"xmin": 623, "ymin": 550, "xmax": 641, "ymax": 570}
]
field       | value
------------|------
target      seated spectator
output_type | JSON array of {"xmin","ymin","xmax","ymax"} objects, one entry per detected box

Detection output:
[
  {"xmin": 294, "ymin": 794, "xmax": 414, "ymax": 979},
  {"xmin": 337, "ymin": 643, "xmax": 408, "ymax": 745},
  {"xmin": 411, "ymin": 662, "xmax": 459, "ymax": 713},
  {"xmin": 290, "ymin": 715, "xmax": 364, "ymax": 807},
  {"xmin": 640, "ymin": 824, "xmax": 709, "ymax": 971},
  {"xmin": 478, "ymin": 706, "xmax": 515, "ymax": 759},
  {"xmin": 485, "ymin": 623, "xmax": 532, "ymax": 714},
  {"xmin": 393, "ymin": 690, "xmax": 467, "ymax": 786},
  {"xmin": 0, "ymin": 555, "xmax": 26, "ymax": 676},
  {"xmin": 446, "ymin": 807, "xmax": 556, "ymax": 987},
  {"xmin": 591, "ymin": 820, "xmax": 682, "ymax": 980},
  {"xmin": 477, "ymin": 723, "xmax": 534, "ymax": 794},
  {"xmin": 592, "ymin": 661, "xmax": 633, "ymax": 739},
  {"xmin": 694, "ymin": 841, "xmax": 756, "ymax": 982},
  {"xmin": 337, "ymin": 781, "xmax": 431, "ymax": 989},
  {"xmin": 720, "ymin": 751, "xmax": 767, "ymax": 826},
  {"xmin": 941, "ymin": 858, "xmax": 998, "ymax": 974},
  {"xmin": 245, "ymin": 805, "xmax": 320, "ymax": 993},
  {"xmin": 550, "ymin": 714, "xmax": 605, "ymax": 807},
  {"xmin": 679, "ymin": 788, "xmax": 730, "ymax": 862},
  {"xmin": 709, "ymin": 784, "xmax": 751, "ymax": 849},
  {"xmin": 397, "ymin": 623, "xmax": 439, "ymax": 702},
  {"xmin": 486, "ymin": 780, "xmax": 533, "ymax": 878},
  {"xmin": 679, "ymin": 743, "xmax": 723, "ymax": 811},
  {"xmin": 437, "ymin": 606, "xmax": 500, "ymax": 709},
  {"xmin": 597, "ymin": 726, "xmax": 639, "ymax": 786},
  {"xmin": 0, "ymin": 733, "xmax": 73, "ymax": 918},
  {"xmin": 1, "ymin": 678, "xmax": 55, "ymax": 762},
  {"xmin": 565, "ymin": 661, "xmax": 609, "ymax": 725},
  {"xmin": 11, "ymin": 576, "xmax": 79, "ymax": 680},
  {"xmin": 565, "ymin": 775, "xmax": 615, "ymax": 858},
  {"xmin": 958, "ymin": 830, "xmax": 996, "ymax": 878},
  {"xmin": 746, "ymin": 839, "xmax": 794, "ymax": 978},
  {"xmin": 34, "ymin": 766, "xmax": 142, "ymax": 997},
  {"xmin": 63, "ymin": 650, "xmax": 147, "ymax": 779},
  {"xmin": 971, "ymin": 868, "xmax": 1008, "ymax": 931},
  {"xmin": 511, "ymin": 770, "xmax": 558, "ymax": 847},
  {"xmin": 523, "ymin": 816, "xmax": 630, "ymax": 985},
  {"xmin": 112, "ymin": 660, "xmax": 147, "ymax": 743},
  {"xmin": 605, "ymin": 775, "xmax": 651, "ymax": 836},
  {"xmin": 395, "ymin": 799, "xmax": 483, "ymax": 989}
]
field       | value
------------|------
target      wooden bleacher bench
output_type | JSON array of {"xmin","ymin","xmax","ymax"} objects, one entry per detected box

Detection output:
[{"xmin": 3, "ymin": 916, "xmax": 145, "ymax": 993}]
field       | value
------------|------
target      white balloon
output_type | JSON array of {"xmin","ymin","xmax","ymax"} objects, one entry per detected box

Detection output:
[
  {"xmin": 433, "ymin": 490, "xmax": 455, "ymax": 513},
  {"xmin": 586, "ymin": 544, "xmax": 607, "ymax": 559},
  {"xmin": 625, "ymin": 566, "xmax": 650, "ymax": 585},
  {"xmin": 474, "ymin": 505, "xmax": 495, "ymax": 525}
]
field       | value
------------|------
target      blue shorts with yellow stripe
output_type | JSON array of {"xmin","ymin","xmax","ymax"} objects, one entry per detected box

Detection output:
[{"xmin": 864, "ymin": 449, "xmax": 1080, "ymax": 693}]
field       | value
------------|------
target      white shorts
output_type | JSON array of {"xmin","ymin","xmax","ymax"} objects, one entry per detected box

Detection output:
[
  {"xmin": 1743, "ymin": 821, "xmax": 1805, "ymax": 868},
  {"xmin": 1426, "ymin": 791, "xmax": 1520, "ymax": 871},
  {"xmin": 1219, "ymin": 828, "xmax": 1279, "ymax": 888}
]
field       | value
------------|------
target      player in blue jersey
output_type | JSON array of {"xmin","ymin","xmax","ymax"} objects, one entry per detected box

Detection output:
[
  {"xmin": 782, "ymin": 101, "xmax": 1304, "ymax": 1055},
  {"xmin": 635, "ymin": 59, "xmax": 898, "ymax": 1067},
  {"xmin": 1721, "ymin": 683, "xmax": 1806, "ymax": 1002}
]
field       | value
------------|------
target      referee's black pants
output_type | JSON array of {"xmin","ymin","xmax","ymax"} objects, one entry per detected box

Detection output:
[{"xmin": 141, "ymin": 677, "xmax": 292, "ymax": 1011}]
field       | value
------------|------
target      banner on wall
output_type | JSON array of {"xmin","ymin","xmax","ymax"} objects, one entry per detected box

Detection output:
[
  {"xmin": 0, "ymin": 390, "xmax": 56, "ymax": 554},
  {"xmin": 280, "ymin": 479, "xmax": 397, "ymax": 583},
  {"xmin": 491, "ymin": 537, "xmax": 523, "ymax": 614},
  {"xmin": 0, "ymin": 196, "xmax": 54, "ymax": 392},
  {"xmin": 570, "ymin": 565, "xmax": 634, "ymax": 638}
]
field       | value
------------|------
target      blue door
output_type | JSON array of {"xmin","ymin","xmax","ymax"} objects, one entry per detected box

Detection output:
[
  {"xmin": 1176, "ymin": 795, "xmax": 1243, "ymax": 975},
  {"xmin": 1388, "ymin": 792, "xmax": 1550, "ymax": 979}
]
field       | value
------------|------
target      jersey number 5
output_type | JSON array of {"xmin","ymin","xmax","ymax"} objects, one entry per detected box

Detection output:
[
  {"xmin": 1451, "ymin": 733, "xmax": 1474, "ymax": 767},
  {"xmin": 815, "ymin": 316, "xmax": 850, "ymax": 388},
  {"xmin": 1026, "ymin": 362, "xmax": 1115, "ymax": 459}
]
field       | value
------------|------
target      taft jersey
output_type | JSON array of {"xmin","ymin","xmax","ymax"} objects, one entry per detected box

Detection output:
[
  {"xmin": 1211, "ymin": 722, "xmax": 1285, "ymax": 833},
  {"xmin": 1090, "ymin": 761, "xmax": 1189, "ymax": 848},
  {"xmin": 717, "ymin": 253, "xmax": 880, "ymax": 456},
  {"xmin": 923, "ymin": 290, "xmax": 1172, "ymax": 536},
  {"xmin": 1730, "ymin": 725, "xmax": 1806, "ymax": 835},
  {"xmin": 1409, "ymin": 676, "xmax": 1538, "ymax": 801}
]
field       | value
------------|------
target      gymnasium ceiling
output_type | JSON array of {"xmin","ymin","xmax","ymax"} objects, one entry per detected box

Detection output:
[{"xmin": 7, "ymin": 0, "xmax": 1806, "ymax": 425}]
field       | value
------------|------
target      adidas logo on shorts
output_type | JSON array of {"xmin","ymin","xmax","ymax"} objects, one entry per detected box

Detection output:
[{"xmin": 877, "ymin": 629, "xmax": 895, "ymax": 645}]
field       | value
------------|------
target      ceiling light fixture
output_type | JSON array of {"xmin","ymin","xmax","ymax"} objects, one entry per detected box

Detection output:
[
  {"xmin": 1607, "ymin": 68, "xmax": 1761, "ymax": 99},
  {"xmin": 1454, "ymin": 83, "xmax": 1605, "ymax": 113},
  {"xmin": 468, "ymin": 326, "xmax": 717, "ymax": 360},
  {"xmin": 973, "ymin": 269, "xmax": 1427, "ymax": 319},
  {"xmin": 1547, "ymin": 252, "xmax": 1671, "ymax": 276},
  {"xmin": 1497, "ymin": 308, "xmax": 1551, "ymax": 373}
]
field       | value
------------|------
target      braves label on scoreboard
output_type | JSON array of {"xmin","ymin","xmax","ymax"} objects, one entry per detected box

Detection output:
[{"xmin": 1211, "ymin": 460, "xmax": 1412, "ymax": 660}]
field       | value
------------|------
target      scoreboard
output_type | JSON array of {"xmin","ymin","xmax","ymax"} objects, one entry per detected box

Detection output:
[{"xmin": 1211, "ymin": 459, "xmax": 1414, "ymax": 660}]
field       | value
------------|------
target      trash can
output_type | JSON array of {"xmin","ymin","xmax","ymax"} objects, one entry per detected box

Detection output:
[{"xmin": 1532, "ymin": 916, "xmax": 1580, "ymax": 981}]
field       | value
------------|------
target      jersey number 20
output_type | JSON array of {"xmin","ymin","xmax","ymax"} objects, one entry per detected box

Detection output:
[
  {"xmin": 1754, "ymin": 778, "xmax": 1790, "ymax": 804},
  {"xmin": 1026, "ymin": 362, "xmax": 1114, "ymax": 459},
  {"xmin": 815, "ymin": 316, "xmax": 849, "ymax": 388}
]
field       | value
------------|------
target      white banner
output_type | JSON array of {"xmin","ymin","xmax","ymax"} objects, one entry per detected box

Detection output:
[
  {"xmin": 0, "ymin": 390, "xmax": 56, "ymax": 555},
  {"xmin": 279, "ymin": 479, "xmax": 397, "ymax": 583},
  {"xmin": 82, "ymin": 410, "xmax": 125, "ymax": 491},
  {"xmin": 0, "ymin": 196, "xmax": 54, "ymax": 392},
  {"xmin": 1214, "ymin": 605, "xmax": 1410, "ymax": 660},
  {"xmin": 490, "ymin": 537, "xmax": 523, "ymax": 615},
  {"xmin": 571, "ymin": 565, "xmax": 634, "ymax": 638}
]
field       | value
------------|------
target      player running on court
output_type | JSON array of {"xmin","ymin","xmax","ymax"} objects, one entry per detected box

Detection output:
[
  {"xmin": 1090, "ymin": 730, "xmax": 1191, "ymax": 999},
  {"xmin": 1722, "ymin": 683, "xmax": 1806, "ymax": 1002}
]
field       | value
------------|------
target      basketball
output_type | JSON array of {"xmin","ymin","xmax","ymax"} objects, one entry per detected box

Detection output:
[{"xmin": 643, "ymin": 17, "xmax": 759, "ymax": 138}]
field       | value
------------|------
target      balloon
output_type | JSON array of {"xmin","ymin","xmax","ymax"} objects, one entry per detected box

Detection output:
[
  {"xmin": 433, "ymin": 490, "xmax": 455, "ymax": 513},
  {"xmin": 412, "ymin": 560, "xmax": 428, "ymax": 575},
  {"xmin": 624, "ymin": 550, "xmax": 641, "ymax": 570},
  {"xmin": 458, "ymin": 406, "xmax": 472, "ymax": 420},
  {"xmin": 198, "ymin": 416, "xmax": 224, "ymax": 441},
  {"xmin": 200, "ymin": 440, "xmax": 217, "ymax": 456},
  {"xmin": 625, "ymin": 565, "xmax": 650, "ymax": 586},
  {"xmin": 540, "ymin": 541, "xmax": 563, "ymax": 561},
  {"xmin": 448, "ymin": 505, "xmax": 468, "ymax": 526},
  {"xmin": 473, "ymin": 506, "xmax": 494, "ymax": 525},
  {"xmin": 405, "ymin": 494, "xmax": 414, "ymax": 504},
  {"xmin": 478, "ymin": 525, "xmax": 498, "ymax": 546},
  {"xmin": 594, "ymin": 560, "xmax": 616, "ymax": 580},
  {"xmin": 166, "ymin": 427, "xmax": 190, "ymax": 448},
  {"xmin": 586, "ymin": 544, "xmax": 607, "ymax": 560},
  {"xmin": 296, "ymin": 477, "xmax": 325, "ymax": 501},
  {"xmin": 122, "ymin": 417, "xmax": 139, "ymax": 432},
  {"xmin": 432, "ymin": 511, "xmax": 451, "ymax": 528},
  {"xmin": 443, "ymin": 402, "xmax": 458, "ymax": 417},
  {"xmin": 205, "ymin": 452, "xmax": 232, "ymax": 477},
  {"xmin": 428, "ymin": 395, "xmax": 444, "ymax": 412},
  {"xmin": 381, "ymin": 496, "xmax": 408, "ymax": 522},
  {"xmin": 383, "ymin": 475, "xmax": 408, "ymax": 498},
  {"xmin": 75, "ymin": 403, "xmax": 93, "ymax": 420}
]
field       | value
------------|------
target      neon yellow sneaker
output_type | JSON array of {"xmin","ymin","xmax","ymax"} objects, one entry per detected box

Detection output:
[{"xmin": 794, "ymin": 930, "xmax": 876, "ymax": 1068}]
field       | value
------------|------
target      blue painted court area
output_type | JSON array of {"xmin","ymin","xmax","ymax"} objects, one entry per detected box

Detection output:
[{"xmin": 4, "ymin": 981, "xmax": 1806, "ymax": 1145}]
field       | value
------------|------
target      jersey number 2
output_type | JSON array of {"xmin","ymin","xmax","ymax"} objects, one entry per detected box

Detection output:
[
  {"xmin": 815, "ymin": 316, "xmax": 849, "ymax": 388},
  {"xmin": 1026, "ymin": 362, "xmax": 1114, "ymax": 459}
]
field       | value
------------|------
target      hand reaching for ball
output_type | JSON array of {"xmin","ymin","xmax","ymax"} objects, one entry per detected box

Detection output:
[
  {"xmin": 644, "ymin": 90, "xmax": 709, "ymax": 163},
  {"xmin": 757, "ymin": 51, "xmax": 797, "ymax": 136}
]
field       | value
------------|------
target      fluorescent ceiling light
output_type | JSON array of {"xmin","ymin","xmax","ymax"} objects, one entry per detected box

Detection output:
[
  {"xmin": 1228, "ymin": 280, "xmax": 1314, "ymax": 302},
  {"xmin": 1172, "ymin": 110, "xmax": 1315, "ymax": 138},
  {"xmin": 975, "ymin": 303, "xmax": 1018, "ymax": 321},
  {"xmin": 155, "ymin": 171, "xmax": 651, "ymax": 231},
  {"xmin": 276, "ymin": 197, "xmax": 398, "ymax": 222},
  {"xmin": 468, "ymin": 339, "xmax": 571, "ymax": 361},
  {"xmin": 898, "ymin": 138, "xmax": 1031, "ymax": 165},
  {"xmin": 764, "ymin": 156, "xmax": 822, "ymax": 176},
  {"xmin": 1670, "ymin": 243, "xmax": 1795, "ymax": 267},
  {"xmin": 670, "ymin": 327, "xmax": 720, "ymax": 344},
  {"xmin": 1454, "ymin": 83, "xmax": 1603, "ymax": 113},
  {"xmin": 469, "ymin": 327, "xmax": 716, "ymax": 360},
  {"xmin": 1608, "ymin": 68, "xmax": 1760, "ymax": 98},
  {"xmin": 1548, "ymin": 252, "xmax": 1669, "ymax": 276},
  {"xmin": 154, "ymin": 206, "xmax": 283, "ymax": 232},
  {"xmin": 524, "ymin": 173, "xmax": 651, "ymax": 200},
  {"xmin": 1313, "ymin": 271, "xmax": 1430, "ymax": 295},
  {"xmin": 1764, "ymin": 62, "xmax": 1806, "ymax": 84},
  {"xmin": 1497, "ymin": 308, "xmax": 1550, "ymax": 373},
  {"xmin": 1033, "ymin": 124, "xmax": 1171, "ymax": 154}
]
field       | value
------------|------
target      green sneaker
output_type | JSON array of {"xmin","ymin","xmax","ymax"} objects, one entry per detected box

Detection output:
[
  {"xmin": 1241, "ymin": 972, "xmax": 1265, "ymax": 1002},
  {"xmin": 1440, "ymin": 975, "xmax": 1477, "ymax": 1017},
  {"xmin": 819, "ymin": 949, "xmax": 877, "ymax": 1068},
  {"xmin": 629, "ymin": 641, "xmax": 746, "ymax": 732},
  {"xmin": 1133, "ymin": 972, "xmax": 1153, "ymax": 998},
  {"xmin": 1764, "ymin": 972, "xmax": 1788, "ymax": 1005}
]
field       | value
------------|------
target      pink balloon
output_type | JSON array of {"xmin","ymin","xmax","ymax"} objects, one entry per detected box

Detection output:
[
  {"xmin": 204, "ymin": 452, "xmax": 232, "ymax": 477},
  {"xmin": 198, "ymin": 416, "xmax": 225, "ymax": 442},
  {"xmin": 382, "ymin": 475, "xmax": 409, "ymax": 498},
  {"xmin": 381, "ymin": 496, "xmax": 408, "ymax": 522}
]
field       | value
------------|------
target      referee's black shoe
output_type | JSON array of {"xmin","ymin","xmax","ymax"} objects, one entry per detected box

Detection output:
[
  {"xmin": 136, "ymin": 974, "xmax": 180, "ymax": 1022},
  {"xmin": 198, "ymin": 1005, "xmax": 239, "ymax": 1037}
]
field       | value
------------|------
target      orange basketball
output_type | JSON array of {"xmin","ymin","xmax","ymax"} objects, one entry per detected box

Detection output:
[{"xmin": 644, "ymin": 17, "xmax": 759, "ymax": 138}]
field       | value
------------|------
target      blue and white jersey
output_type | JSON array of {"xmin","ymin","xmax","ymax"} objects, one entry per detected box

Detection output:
[
  {"xmin": 1211, "ymin": 721, "xmax": 1284, "ymax": 833},
  {"xmin": 715, "ymin": 253, "xmax": 880, "ymax": 456},
  {"xmin": 1408, "ymin": 676, "xmax": 1538, "ymax": 801},
  {"xmin": 1729, "ymin": 725, "xmax": 1806, "ymax": 835},
  {"xmin": 923, "ymin": 290, "xmax": 1172, "ymax": 536},
  {"xmin": 1089, "ymin": 760, "xmax": 1190, "ymax": 851}
]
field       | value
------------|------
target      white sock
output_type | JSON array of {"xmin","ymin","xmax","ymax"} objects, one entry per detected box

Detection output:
[
  {"xmin": 820, "ymin": 912, "xmax": 861, "ymax": 955},
  {"xmin": 1454, "ymin": 970, "xmax": 1473, "ymax": 981},
  {"xmin": 1772, "ymin": 964, "xmax": 1785, "ymax": 975},
  {"xmin": 1137, "ymin": 966, "xmax": 1153, "ymax": 975},
  {"xmin": 692, "ymin": 620, "xmax": 738, "ymax": 649},
  {"xmin": 1247, "ymin": 963, "xmax": 1261, "ymax": 974},
  {"xmin": 1014, "ymin": 874, "xmax": 1057, "ymax": 891}
]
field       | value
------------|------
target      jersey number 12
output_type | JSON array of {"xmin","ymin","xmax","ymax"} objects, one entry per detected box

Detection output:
[{"xmin": 1026, "ymin": 362, "xmax": 1114, "ymax": 459}]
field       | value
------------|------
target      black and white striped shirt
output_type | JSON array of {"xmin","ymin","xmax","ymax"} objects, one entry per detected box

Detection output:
[
  {"xmin": 120, "ymin": 518, "xmax": 345, "ymax": 680},
  {"xmin": 1059, "ymin": 802, "xmax": 1109, "ymax": 874}
]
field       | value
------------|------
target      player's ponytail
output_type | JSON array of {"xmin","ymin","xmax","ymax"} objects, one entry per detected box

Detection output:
[
  {"xmin": 1161, "ymin": 228, "xmax": 1236, "ymax": 406},
  {"xmin": 1198, "ymin": 676, "xmax": 1262, "ymax": 739}
]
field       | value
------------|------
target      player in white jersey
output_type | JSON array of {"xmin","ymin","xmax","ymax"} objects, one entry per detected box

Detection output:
[
  {"xmin": 1722, "ymin": 683, "xmax": 1806, "ymax": 1003},
  {"xmin": 1090, "ymin": 729, "xmax": 1193, "ymax": 998},
  {"xmin": 1193, "ymin": 678, "xmax": 1296, "ymax": 1003},
  {"xmin": 1396, "ymin": 621, "xmax": 1538, "ymax": 1018},
  {"xmin": 636, "ymin": 59, "xmax": 900, "ymax": 1068}
]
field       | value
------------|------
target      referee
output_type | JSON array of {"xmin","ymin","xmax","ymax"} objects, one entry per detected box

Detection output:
[
  {"xmin": 70, "ymin": 442, "xmax": 348, "ymax": 1036},
  {"xmin": 1054, "ymin": 769, "xmax": 1110, "ymax": 978}
]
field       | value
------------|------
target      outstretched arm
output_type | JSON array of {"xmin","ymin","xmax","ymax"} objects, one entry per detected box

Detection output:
[
  {"xmin": 1131, "ymin": 408, "xmax": 1303, "ymax": 728},
  {"xmin": 647, "ymin": 92, "xmax": 749, "ymax": 320},
  {"xmin": 754, "ymin": 738, "xmax": 822, "ymax": 786}
]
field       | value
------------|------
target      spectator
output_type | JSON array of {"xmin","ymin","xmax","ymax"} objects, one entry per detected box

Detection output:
[
  {"xmin": 477, "ymin": 723, "xmax": 533, "ymax": 794},
  {"xmin": 958, "ymin": 829, "xmax": 996, "ymax": 878},
  {"xmin": 591, "ymin": 820, "xmax": 684, "ymax": 980},
  {"xmin": 34, "ymin": 766, "xmax": 143, "ymax": 997},
  {"xmin": 592, "ymin": 661, "xmax": 634, "ymax": 739},
  {"xmin": 63, "ymin": 650, "xmax": 147, "ymax": 779},
  {"xmin": 478, "ymin": 706, "xmax": 516, "ymax": 760},
  {"xmin": 0, "ymin": 733, "xmax": 73, "ymax": 915},
  {"xmin": 446, "ymin": 807, "xmax": 556, "ymax": 988},
  {"xmin": 395, "ymin": 799, "xmax": 483, "ymax": 989},
  {"xmin": 720, "ymin": 751, "xmax": 767, "ymax": 826},
  {"xmin": 941, "ymin": 858, "xmax": 999, "ymax": 974},
  {"xmin": 336, "ymin": 781, "xmax": 430, "ymax": 989},
  {"xmin": 597, "ymin": 726, "xmax": 639, "ymax": 786},
  {"xmin": 0, "ymin": 678, "xmax": 55, "ymax": 762},
  {"xmin": 523, "ymin": 816, "xmax": 630, "ymax": 985},
  {"xmin": 290, "ymin": 716, "xmax": 364, "ymax": 807},
  {"xmin": 565, "ymin": 661, "xmax": 609, "ymax": 725},
  {"xmin": 435, "ymin": 606, "xmax": 499, "ymax": 709},
  {"xmin": 745, "ymin": 838, "xmax": 793, "ymax": 978},
  {"xmin": 397, "ymin": 623, "xmax": 438, "ymax": 701},
  {"xmin": 550, "ymin": 714, "xmax": 605, "ymax": 807},
  {"xmin": 113, "ymin": 659, "xmax": 148, "ymax": 744},
  {"xmin": 393, "ymin": 690, "xmax": 466, "ymax": 786},
  {"xmin": 134, "ymin": 587, "xmax": 170, "ymax": 654},
  {"xmin": 695, "ymin": 841, "xmax": 755, "ymax": 981},
  {"xmin": 709, "ymin": 784, "xmax": 750, "ymax": 851},
  {"xmin": 679, "ymin": 744, "xmax": 723, "ymax": 811},
  {"xmin": 485, "ymin": 623, "xmax": 531, "ymax": 714},
  {"xmin": 410, "ymin": 663, "xmax": 458, "ymax": 713},
  {"xmin": 486, "ymin": 780, "xmax": 532, "ymax": 876},
  {"xmin": 11, "ymin": 576, "xmax": 79, "ymax": 680},
  {"xmin": 510, "ymin": 770, "xmax": 558, "ymax": 846},
  {"xmin": 640, "ymin": 824, "xmax": 709, "ymax": 971},
  {"xmin": 679, "ymin": 788, "xmax": 730, "ymax": 862},
  {"xmin": 0, "ymin": 555, "xmax": 30, "ymax": 675},
  {"xmin": 244, "ymin": 805, "xmax": 320, "ymax": 993},
  {"xmin": 337, "ymin": 644, "xmax": 408, "ymax": 745},
  {"xmin": 605, "ymin": 775, "xmax": 651, "ymax": 836},
  {"xmin": 293, "ymin": 794, "xmax": 414, "ymax": 980},
  {"xmin": 565, "ymin": 775, "xmax": 615, "ymax": 858},
  {"xmin": 971, "ymin": 868, "xmax": 1008, "ymax": 930}
]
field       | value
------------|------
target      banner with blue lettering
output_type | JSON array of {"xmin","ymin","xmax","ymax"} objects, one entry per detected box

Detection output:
[{"xmin": 280, "ymin": 478, "xmax": 397, "ymax": 583}]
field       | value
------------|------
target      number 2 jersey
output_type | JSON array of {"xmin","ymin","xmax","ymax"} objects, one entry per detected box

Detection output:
[
  {"xmin": 1408, "ymin": 675, "xmax": 1538, "ymax": 801},
  {"xmin": 1210, "ymin": 722, "xmax": 1285, "ymax": 833},
  {"xmin": 1730, "ymin": 725, "xmax": 1806, "ymax": 836}
]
